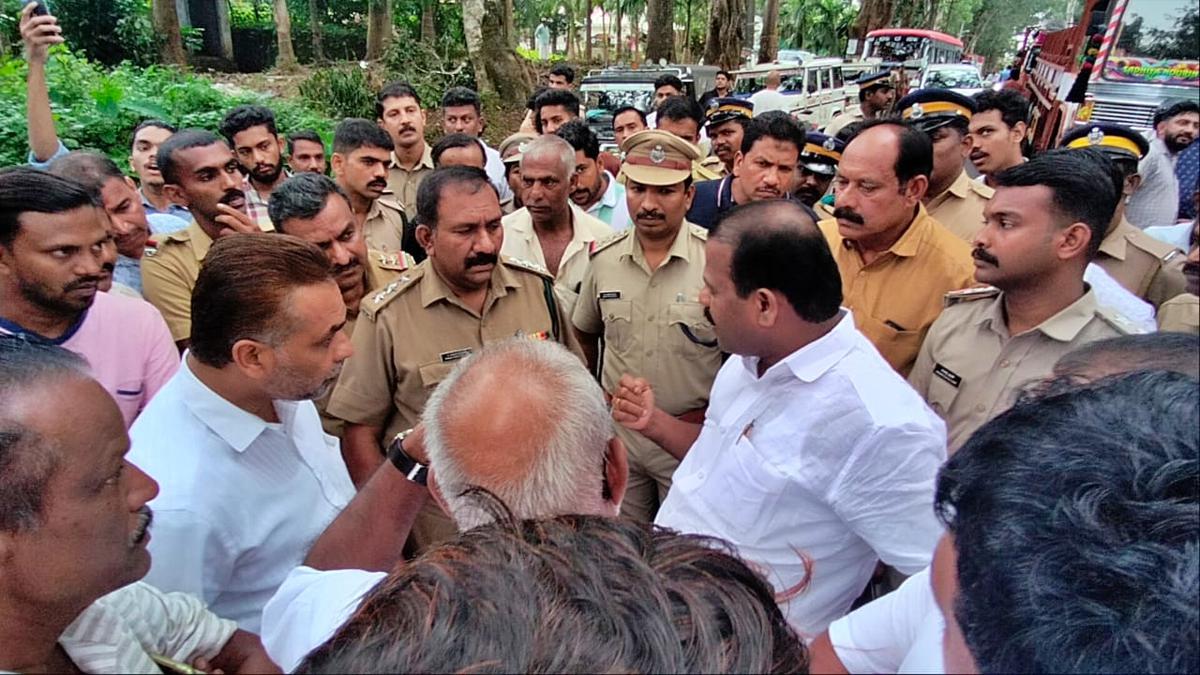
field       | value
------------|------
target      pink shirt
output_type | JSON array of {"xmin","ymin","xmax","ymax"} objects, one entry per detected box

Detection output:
[{"xmin": 0, "ymin": 291, "xmax": 179, "ymax": 426}]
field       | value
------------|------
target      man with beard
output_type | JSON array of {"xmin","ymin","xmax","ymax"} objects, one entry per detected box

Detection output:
[
  {"xmin": 220, "ymin": 105, "xmax": 290, "ymax": 231},
  {"xmin": 687, "ymin": 115, "xmax": 806, "ymax": 230},
  {"xmin": 142, "ymin": 130, "xmax": 259, "ymax": 349},
  {"xmin": 1157, "ymin": 219, "xmax": 1199, "ymax": 334},
  {"xmin": 378, "ymin": 81, "xmax": 434, "ymax": 220},
  {"xmin": 702, "ymin": 98, "xmax": 753, "ymax": 177},
  {"xmin": 909, "ymin": 150, "xmax": 1137, "ymax": 453},
  {"xmin": 287, "ymin": 130, "xmax": 328, "ymax": 175},
  {"xmin": 699, "ymin": 69, "xmax": 735, "ymax": 109},
  {"xmin": 824, "ymin": 71, "xmax": 895, "ymax": 137},
  {"xmin": 326, "ymin": 166, "xmax": 581, "ymax": 550},
  {"xmin": 556, "ymin": 120, "xmax": 631, "ymax": 230},
  {"xmin": 0, "ymin": 168, "xmax": 178, "ymax": 428},
  {"xmin": 1126, "ymin": 100, "xmax": 1199, "ymax": 229},
  {"xmin": 795, "ymin": 131, "xmax": 844, "ymax": 214},
  {"xmin": 572, "ymin": 130, "xmax": 721, "ymax": 523},
  {"xmin": 331, "ymin": 118, "xmax": 416, "ymax": 261},
  {"xmin": 129, "ymin": 234, "xmax": 357, "ymax": 632}
]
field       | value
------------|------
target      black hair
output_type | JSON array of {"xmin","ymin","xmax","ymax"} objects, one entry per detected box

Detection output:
[
  {"xmin": 130, "ymin": 119, "xmax": 176, "ymax": 147},
  {"xmin": 441, "ymin": 86, "xmax": 482, "ymax": 114},
  {"xmin": 416, "ymin": 166, "xmax": 498, "ymax": 229},
  {"xmin": 268, "ymin": 173, "xmax": 350, "ymax": 232},
  {"xmin": 218, "ymin": 104, "xmax": 278, "ymax": 144},
  {"xmin": 653, "ymin": 74, "xmax": 685, "ymax": 93},
  {"xmin": 0, "ymin": 167, "xmax": 100, "ymax": 247},
  {"xmin": 526, "ymin": 86, "xmax": 549, "ymax": 112},
  {"xmin": 333, "ymin": 118, "xmax": 395, "ymax": 155},
  {"xmin": 847, "ymin": 117, "xmax": 933, "ymax": 184},
  {"xmin": 710, "ymin": 200, "xmax": 840, "ymax": 322},
  {"xmin": 1052, "ymin": 332, "xmax": 1200, "ymax": 384},
  {"xmin": 47, "ymin": 151, "xmax": 126, "ymax": 194},
  {"xmin": 555, "ymin": 119, "xmax": 600, "ymax": 160},
  {"xmin": 612, "ymin": 105, "xmax": 647, "ymax": 128},
  {"xmin": 936, "ymin": 371, "xmax": 1199, "ymax": 673},
  {"xmin": 533, "ymin": 89, "xmax": 581, "ymax": 134},
  {"xmin": 548, "ymin": 64, "xmax": 576, "ymax": 84},
  {"xmin": 286, "ymin": 130, "xmax": 325, "ymax": 155},
  {"xmin": 739, "ymin": 114, "xmax": 805, "ymax": 156},
  {"xmin": 993, "ymin": 148, "xmax": 1117, "ymax": 260},
  {"xmin": 857, "ymin": 79, "xmax": 893, "ymax": 103},
  {"xmin": 1154, "ymin": 99, "xmax": 1200, "ymax": 127},
  {"xmin": 375, "ymin": 81, "xmax": 422, "ymax": 119},
  {"xmin": 431, "ymin": 133, "xmax": 487, "ymax": 168},
  {"xmin": 716, "ymin": 69, "xmax": 732, "ymax": 80},
  {"xmin": 972, "ymin": 89, "xmax": 1030, "ymax": 129},
  {"xmin": 156, "ymin": 129, "xmax": 226, "ymax": 185},
  {"xmin": 656, "ymin": 95, "xmax": 704, "ymax": 131}
]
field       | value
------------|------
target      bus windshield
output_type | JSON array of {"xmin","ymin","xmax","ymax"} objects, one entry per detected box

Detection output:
[
  {"xmin": 866, "ymin": 34, "xmax": 927, "ymax": 62},
  {"xmin": 1105, "ymin": 0, "xmax": 1199, "ymax": 86}
]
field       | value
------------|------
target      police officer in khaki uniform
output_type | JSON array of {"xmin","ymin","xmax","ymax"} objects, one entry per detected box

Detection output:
[
  {"xmin": 897, "ymin": 88, "xmax": 995, "ymax": 242},
  {"xmin": 797, "ymin": 131, "xmax": 844, "ymax": 219},
  {"xmin": 327, "ymin": 165, "xmax": 580, "ymax": 551},
  {"xmin": 910, "ymin": 150, "xmax": 1140, "ymax": 453},
  {"xmin": 824, "ymin": 71, "xmax": 895, "ymax": 137},
  {"xmin": 331, "ymin": 118, "xmax": 421, "ymax": 262},
  {"xmin": 1059, "ymin": 123, "xmax": 1187, "ymax": 308},
  {"xmin": 572, "ymin": 130, "xmax": 722, "ymax": 522},
  {"xmin": 702, "ymin": 97, "xmax": 754, "ymax": 177}
]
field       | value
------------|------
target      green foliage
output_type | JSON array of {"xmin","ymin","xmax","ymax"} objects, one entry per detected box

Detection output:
[
  {"xmin": 298, "ymin": 65, "xmax": 376, "ymax": 119},
  {"xmin": 0, "ymin": 0, "xmax": 161, "ymax": 65},
  {"xmin": 780, "ymin": 0, "xmax": 857, "ymax": 56},
  {"xmin": 0, "ymin": 48, "xmax": 332, "ymax": 168},
  {"xmin": 378, "ymin": 36, "xmax": 474, "ymax": 106}
]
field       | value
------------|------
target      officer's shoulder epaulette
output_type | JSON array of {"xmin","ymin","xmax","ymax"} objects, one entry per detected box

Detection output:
[
  {"xmin": 361, "ymin": 266, "xmax": 423, "ymax": 320},
  {"xmin": 968, "ymin": 179, "xmax": 995, "ymax": 199},
  {"xmin": 376, "ymin": 196, "xmax": 406, "ymax": 214},
  {"xmin": 943, "ymin": 285, "xmax": 1001, "ymax": 308},
  {"xmin": 589, "ymin": 229, "xmax": 632, "ymax": 258},
  {"xmin": 699, "ymin": 156, "xmax": 724, "ymax": 168},
  {"xmin": 371, "ymin": 249, "xmax": 412, "ymax": 271},
  {"xmin": 687, "ymin": 222, "xmax": 709, "ymax": 240},
  {"xmin": 501, "ymin": 254, "xmax": 553, "ymax": 280},
  {"xmin": 1126, "ymin": 228, "xmax": 1183, "ymax": 264},
  {"xmin": 1095, "ymin": 305, "xmax": 1147, "ymax": 336}
]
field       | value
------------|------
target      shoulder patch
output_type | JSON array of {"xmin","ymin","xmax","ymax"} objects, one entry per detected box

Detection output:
[
  {"xmin": 688, "ymin": 222, "xmax": 709, "ymax": 240},
  {"xmin": 377, "ymin": 196, "xmax": 406, "ymax": 213},
  {"xmin": 969, "ymin": 180, "xmax": 995, "ymax": 199},
  {"xmin": 361, "ymin": 268, "xmax": 422, "ymax": 320},
  {"xmin": 501, "ymin": 255, "xmax": 553, "ymax": 279},
  {"xmin": 373, "ymin": 249, "xmax": 411, "ymax": 271},
  {"xmin": 1127, "ymin": 229, "xmax": 1183, "ymax": 264},
  {"xmin": 943, "ymin": 286, "xmax": 1001, "ymax": 308},
  {"xmin": 589, "ymin": 229, "xmax": 632, "ymax": 258},
  {"xmin": 163, "ymin": 227, "xmax": 193, "ymax": 243}
]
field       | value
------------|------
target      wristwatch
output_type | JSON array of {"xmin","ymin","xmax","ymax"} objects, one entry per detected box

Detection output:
[{"xmin": 386, "ymin": 429, "xmax": 428, "ymax": 486}]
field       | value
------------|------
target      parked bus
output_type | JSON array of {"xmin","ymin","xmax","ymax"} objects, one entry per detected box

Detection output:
[{"xmin": 862, "ymin": 29, "xmax": 965, "ymax": 70}]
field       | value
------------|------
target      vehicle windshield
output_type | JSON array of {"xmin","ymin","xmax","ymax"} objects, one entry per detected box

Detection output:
[
  {"xmin": 1106, "ymin": 0, "xmax": 1199, "ymax": 86},
  {"xmin": 924, "ymin": 68, "xmax": 983, "ymax": 89},
  {"xmin": 866, "ymin": 35, "xmax": 928, "ymax": 62},
  {"xmin": 581, "ymin": 86, "xmax": 654, "ymax": 114}
]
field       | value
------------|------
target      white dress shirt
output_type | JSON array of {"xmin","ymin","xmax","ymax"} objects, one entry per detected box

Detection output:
[
  {"xmin": 656, "ymin": 311, "xmax": 946, "ymax": 636},
  {"xmin": 128, "ymin": 357, "xmax": 356, "ymax": 632},
  {"xmin": 483, "ymin": 142, "xmax": 514, "ymax": 203},
  {"xmin": 57, "ymin": 582, "xmax": 237, "ymax": 675},
  {"xmin": 826, "ymin": 567, "xmax": 945, "ymax": 673},
  {"xmin": 1084, "ymin": 262, "xmax": 1157, "ymax": 332},
  {"xmin": 261, "ymin": 565, "xmax": 385, "ymax": 671},
  {"xmin": 585, "ymin": 170, "xmax": 633, "ymax": 232}
]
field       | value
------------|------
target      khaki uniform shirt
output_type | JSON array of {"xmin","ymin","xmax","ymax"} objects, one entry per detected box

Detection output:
[
  {"xmin": 360, "ymin": 195, "xmax": 409, "ymax": 255},
  {"xmin": 692, "ymin": 159, "xmax": 723, "ymax": 182},
  {"xmin": 819, "ymin": 206, "xmax": 975, "ymax": 375},
  {"xmin": 1157, "ymin": 293, "xmax": 1199, "ymax": 334},
  {"xmin": 824, "ymin": 106, "xmax": 864, "ymax": 136},
  {"xmin": 699, "ymin": 156, "xmax": 728, "ymax": 178},
  {"xmin": 501, "ymin": 204, "xmax": 614, "ymax": 317},
  {"xmin": 926, "ymin": 170, "xmax": 993, "ymax": 242},
  {"xmin": 386, "ymin": 144, "xmax": 434, "ymax": 219},
  {"xmin": 326, "ymin": 256, "xmax": 581, "ymax": 442},
  {"xmin": 910, "ymin": 287, "xmax": 1137, "ymax": 452},
  {"xmin": 141, "ymin": 221, "xmax": 212, "ymax": 342},
  {"xmin": 1096, "ymin": 217, "xmax": 1187, "ymax": 308}
]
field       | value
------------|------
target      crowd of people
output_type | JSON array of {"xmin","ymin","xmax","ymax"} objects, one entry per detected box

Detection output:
[{"xmin": 1, "ymin": 3, "xmax": 1198, "ymax": 673}]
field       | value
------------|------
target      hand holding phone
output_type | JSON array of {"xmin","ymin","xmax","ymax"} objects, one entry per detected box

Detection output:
[{"xmin": 31, "ymin": 1, "xmax": 52, "ymax": 16}]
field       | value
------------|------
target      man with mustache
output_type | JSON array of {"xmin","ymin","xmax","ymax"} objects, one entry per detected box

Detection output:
[
  {"xmin": 572, "ymin": 130, "xmax": 722, "ymax": 523},
  {"xmin": 556, "ymin": 120, "xmax": 631, "ymax": 230},
  {"xmin": 702, "ymin": 97, "xmax": 753, "ymax": 177},
  {"xmin": 220, "ymin": 105, "xmax": 290, "ymax": 231},
  {"xmin": 968, "ymin": 89, "xmax": 1029, "ymax": 188},
  {"xmin": 500, "ymin": 135, "xmax": 613, "ymax": 316},
  {"xmin": 0, "ymin": 336, "xmax": 278, "ymax": 674},
  {"xmin": 1156, "ymin": 218, "xmax": 1199, "ymax": 334},
  {"xmin": 908, "ymin": 150, "xmax": 1139, "ymax": 453},
  {"xmin": 687, "ymin": 115, "xmax": 806, "ymax": 230},
  {"xmin": 327, "ymin": 166, "xmax": 581, "ymax": 550},
  {"xmin": 1126, "ymin": 99, "xmax": 1200, "ymax": 229},
  {"xmin": 331, "ymin": 118, "xmax": 416, "ymax": 261},
  {"xmin": 819, "ymin": 118, "xmax": 975, "ymax": 376},
  {"xmin": 129, "ymin": 234, "xmax": 357, "ymax": 632},
  {"xmin": 440, "ymin": 86, "xmax": 515, "ymax": 205},
  {"xmin": 287, "ymin": 130, "xmax": 328, "ymax": 175},
  {"xmin": 378, "ymin": 81, "xmax": 434, "ymax": 221},
  {"xmin": 141, "ymin": 129, "xmax": 259, "ymax": 350},
  {"xmin": 795, "ymin": 131, "xmax": 844, "ymax": 212},
  {"xmin": 825, "ymin": 71, "xmax": 895, "ymax": 137},
  {"xmin": 0, "ymin": 168, "xmax": 178, "ymax": 428}
]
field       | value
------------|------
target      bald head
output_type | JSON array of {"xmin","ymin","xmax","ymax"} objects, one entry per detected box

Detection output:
[
  {"xmin": 422, "ymin": 339, "xmax": 623, "ymax": 529},
  {"xmin": 766, "ymin": 70, "xmax": 782, "ymax": 88}
]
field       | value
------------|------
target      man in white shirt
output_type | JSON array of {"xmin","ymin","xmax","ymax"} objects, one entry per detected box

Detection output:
[
  {"xmin": 129, "ymin": 233, "xmax": 357, "ymax": 632},
  {"xmin": 439, "ymin": 86, "xmax": 515, "ymax": 205},
  {"xmin": 0, "ymin": 334, "xmax": 276, "ymax": 674},
  {"xmin": 1126, "ymin": 100, "xmax": 1198, "ymax": 229},
  {"xmin": 556, "ymin": 120, "xmax": 632, "ymax": 231},
  {"xmin": 749, "ymin": 70, "xmax": 791, "ymax": 117},
  {"xmin": 260, "ymin": 339, "xmax": 630, "ymax": 670},
  {"xmin": 611, "ymin": 199, "xmax": 946, "ymax": 635}
]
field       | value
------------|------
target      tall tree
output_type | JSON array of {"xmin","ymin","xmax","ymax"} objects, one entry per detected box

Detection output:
[
  {"xmin": 273, "ymin": 0, "xmax": 299, "ymax": 69},
  {"xmin": 308, "ymin": 0, "xmax": 327, "ymax": 61},
  {"xmin": 615, "ymin": 0, "xmax": 624, "ymax": 60},
  {"xmin": 585, "ymin": 0, "xmax": 593, "ymax": 61},
  {"xmin": 705, "ymin": 0, "xmax": 745, "ymax": 68},
  {"xmin": 421, "ymin": 0, "xmax": 436, "ymax": 43},
  {"xmin": 645, "ymin": 0, "xmax": 674, "ymax": 62},
  {"xmin": 852, "ymin": 0, "xmax": 893, "ymax": 45},
  {"xmin": 365, "ymin": 0, "xmax": 391, "ymax": 60},
  {"xmin": 758, "ymin": 0, "xmax": 780, "ymax": 62},
  {"xmin": 152, "ymin": 0, "xmax": 188, "ymax": 66},
  {"xmin": 463, "ymin": 0, "xmax": 534, "ymax": 101}
]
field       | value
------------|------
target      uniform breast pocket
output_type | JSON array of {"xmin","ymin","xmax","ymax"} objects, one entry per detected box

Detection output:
[
  {"xmin": 601, "ymin": 299, "xmax": 635, "ymax": 354},
  {"xmin": 858, "ymin": 314, "xmax": 923, "ymax": 371},
  {"xmin": 418, "ymin": 360, "xmax": 459, "ymax": 390},
  {"xmin": 707, "ymin": 435, "xmax": 787, "ymax": 538},
  {"xmin": 667, "ymin": 302, "xmax": 718, "ymax": 356},
  {"xmin": 925, "ymin": 364, "xmax": 963, "ymax": 417}
]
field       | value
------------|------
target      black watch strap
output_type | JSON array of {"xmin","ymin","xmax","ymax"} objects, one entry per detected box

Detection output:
[{"xmin": 386, "ymin": 432, "xmax": 428, "ymax": 486}]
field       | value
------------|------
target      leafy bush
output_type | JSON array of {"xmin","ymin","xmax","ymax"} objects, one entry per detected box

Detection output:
[
  {"xmin": 0, "ymin": 48, "xmax": 333, "ymax": 168},
  {"xmin": 0, "ymin": 0, "xmax": 161, "ymax": 66},
  {"xmin": 298, "ymin": 65, "xmax": 376, "ymax": 119}
]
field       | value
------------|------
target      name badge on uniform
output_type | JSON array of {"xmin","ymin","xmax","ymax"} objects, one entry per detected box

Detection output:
[
  {"xmin": 440, "ymin": 348, "xmax": 473, "ymax": 363},
  {"xmin": 933, "ymin": 363, "xmax": 962, "ymax": 388},
  {"xmin": 599, "ymin": 291, "xmax": 622, "ymax": 300}
]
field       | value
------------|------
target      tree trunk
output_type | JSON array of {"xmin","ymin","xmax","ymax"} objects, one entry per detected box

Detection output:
[
  {"xmin": 421, "ymin": 0, "xmax": 436, "ymax": 43},
  {"xmin": 616, "ymin": 1, "xmax": 624, "ymax": 61},
  {"xmin": 308, "ymin": 0, "xmax": 326, "ymax": 61},
  {"xmin": 585, "ymin": 0, "xmax": 593, "ymax": 61},
  {"xmin": 153, "ymin": 0, "xmax": 188, "ymax": 66},
  {"xmin": 704, "ymin": 0, "xmax": 745, "ymax": 68},
  {"xmin": 757, "ymin": 0, "xmax": 780, "ymax": 62},
  {"xmin": 744, "ymin": 0, "xmax": 755, "ymax": 58},
  {"xmin": 684, "ymin": 0, "xmax": 693, "ymax": 61},
  {"xmin": 273, "ymin": 0, "xmax": 299, "ymax": 69},
  {"xmin": 365, "ymin": 0, "xmax": 391, "ymax": 60},
  {"xmin": 505, "ymin": 0, "xmax": 516, "ymax": 47},
  {"xmin": 566, "ymin": 1, "xmax": 575, "ymax": 59},
  {"xmin": 645, "ymin": 0, "xmax": 674, "ymax": 63},
  {"xmin": 601, "ymin": 7, "xmax": 609, "ymax": 62},
  {"xmin": 463, "ymin": 0, "xmax": 535, "ymax": 101},
  {"xmin": 852, "ymin": 0, "xmax": 893, "ymax": 41}
]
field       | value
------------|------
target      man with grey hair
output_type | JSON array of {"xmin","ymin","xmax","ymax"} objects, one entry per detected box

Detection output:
[
  {"xmin": 261, "ymin": 338, "xmax": 629, "ymax": 671},
  {"xmin": 501, "ymin": 134, "xmax": 612, "ymax": 314}
]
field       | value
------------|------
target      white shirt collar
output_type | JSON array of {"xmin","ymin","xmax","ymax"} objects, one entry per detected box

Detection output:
[
  {"xmin": 177, "ymin": 355, "xmax": 297, "ymax": 453},
  {"xmin": 597, "ymin": 170, "xmax": 621, "ymax": 209},
  {"xmin": 739, "ymin": 310, "xmax": 857, "ymax": 383}
]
